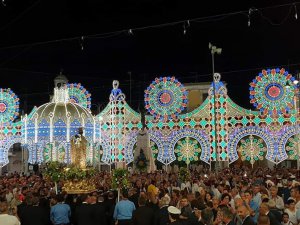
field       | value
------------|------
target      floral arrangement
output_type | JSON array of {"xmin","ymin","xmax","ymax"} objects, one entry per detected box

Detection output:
[
  {"xmin": 43, "ymin": 161, "xmax": 65, "ymax": 182},
  {"xmin": 178, "ymin": 167, "xmax": 190, "ymax": 183},
  {"xmin": 64, "ymin": 164, "xmax": 96, "ymax": 180},
  {"xmin": 135, "ymin": 149, "xmax": 149, "ymax": 171},
  {"xmin": 112, "ymin": 168, "xmax": 129, "ymax": 190},
  {"xmin": 43, "ymin": 161, "xmax": 96, "ymax": 182},
  {"xmin": 44, "ymin": 161, "xmax": 97, "ymax": 194}
]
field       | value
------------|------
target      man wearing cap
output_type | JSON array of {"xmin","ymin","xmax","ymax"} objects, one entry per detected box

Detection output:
[{"xmin": 168, "ymin": 206, "xmax": 183, "ymax": 225}]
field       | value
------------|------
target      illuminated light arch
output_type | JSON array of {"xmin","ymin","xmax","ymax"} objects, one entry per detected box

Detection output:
[
  {"xmin": 168, "ymin": 129, "xmax": 210, "ymax": 164},
  {"xmin": 0, "ymin": 136, "xmax": 24, "ymax": 167},
  {"xmin": 124, "ymin": 131, "xmax": 163, "ymax": 164},
  {"xmin": 98, "ymin": 138, "xmax": 113, "ymax": 165},
  {"xmin": 278, "ymin": 126, "xmax": 299, "ymax": 161},
  {"xmin": 228, "ymin": 126, "xmax": 278, "ymax": 164},
  {"xmin": 25, "ymin": 137, "xmax": 49, "ymax": 164}
]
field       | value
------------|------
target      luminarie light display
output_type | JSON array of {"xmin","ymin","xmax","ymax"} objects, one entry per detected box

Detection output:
[{"xmin": 0, "ymin": 68, "xmax": 300, "ymax": 169}]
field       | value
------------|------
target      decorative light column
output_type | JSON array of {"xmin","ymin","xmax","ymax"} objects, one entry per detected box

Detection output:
[
  {"xmin": 109, "ymin": 81, "xmax": 126, "ymax": 168},
  {"xmin": 209, "ymin": 43, "xmax": 222, "ymax": 171}
]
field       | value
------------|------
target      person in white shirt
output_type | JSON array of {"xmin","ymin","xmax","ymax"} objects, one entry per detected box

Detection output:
[
  {"xmin": 282, "ymin": 212, "xmax": 294, "ymax": 225},
  {"xmin": 0, "ymin": 201, "xmax": 20, "ymax": 225},
  {"xmin": 269, "ymin": 186, "xmax": 284, "ymax": 210},
  {"xmin": 284, "ymin": 199, "xmax": 297, "ymax": 225},
  {"xmin": 192, "ymin": 180, "xmax": 199, "ymax": 194},
  {"xmin": 5, "ymin": 189, "xmax": 13, "ymax": 204}
]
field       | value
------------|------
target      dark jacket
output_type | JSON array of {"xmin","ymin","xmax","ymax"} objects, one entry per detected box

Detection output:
[
  {"xmin": 92, "ymin": 202, "xmax": 107, "ymax": 225},
  {"xmin": 154, "ymin": 206, "xmax": 169, "ymax": 225},
  {"xmin": 242, "ymin": 216, "xmax": 255, "ymax": 225},
  {"xmin": 270, "ymin": 208, "xmax": 282, "ymax": 222},
  {"xmin": 267, "ymin": 211, "xmax": 281, "ymax": 225},
  {"xmin": 132, "ymin": 205, "xmax": 154, "ymax": 225},
  {"xmin": 105, "ymin": 198, "xmax": 115, "ymax": 225},
  {"xmin": 75, "ymin": 203, "xmax": 98, "ymax": 225},
  {"xmin": 19, "ymin": 205, "xmax": 50, "ymax": 225},
  {"xmin": 227, "ymin": 220, "xmax": 236, "ymax": 225}
]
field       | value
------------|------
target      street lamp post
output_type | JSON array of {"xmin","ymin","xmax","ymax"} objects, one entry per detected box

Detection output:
[{"xmin": 209, "ymin": 43, "xmax": 222, "ymax": 171}]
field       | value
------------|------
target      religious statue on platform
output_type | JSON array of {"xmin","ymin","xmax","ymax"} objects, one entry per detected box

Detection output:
[
  {"xmin": 70, "ymin": 127, "xmax": 87, "ymax": 169},
  {"xmin": 133, "ymin": 109, "xmax": 156, "ymax": 173}
]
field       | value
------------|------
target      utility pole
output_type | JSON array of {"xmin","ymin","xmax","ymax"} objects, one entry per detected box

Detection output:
[{"xmin": 209, "ymin": 43, "xmax": 222, "ymax": 171}]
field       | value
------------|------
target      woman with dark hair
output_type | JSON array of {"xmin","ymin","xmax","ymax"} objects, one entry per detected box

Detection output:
[
  {"xmin": 220, "ymin": 193, "xmax": 231, "ymax": 208},
  {"xmin": 205, "ymin": 192, "xmax": 214, "ymax": 206}
]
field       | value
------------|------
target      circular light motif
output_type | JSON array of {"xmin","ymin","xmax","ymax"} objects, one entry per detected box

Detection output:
[
  {"xmin": 238, "ymin": 135, "xmax": 266, "ymax": 166},
  {"xmin": 67, "ymin": 83, "xmax": 91, "ymax": 110},
  {"xmin": 158, "ymin": 91, "xmax": 173, "ymax": 106},
  {"xmin": 144, "ymin": 76, "xmax": 188, "ymax": 121},
  {"xmin": 174, "ymin": 137, "xmax": 201, "ymax": 165},
  {"xmin": 265, "ymin": 83, "xmax": 283, "ymax": 100},
  {"xmin": 0, "ymin": 102, "xmax": 7, "ymax": 113},
  {"xmin": 249, "ymin": 68, "xmax": 299, "ymax": 115},
  {"xmin": 285, "ymin": 136, "xmax": 299, "ymax": 160},
  {"xmin": 0, "ymin": 88, "xmax": 19, "ymax": 123}
]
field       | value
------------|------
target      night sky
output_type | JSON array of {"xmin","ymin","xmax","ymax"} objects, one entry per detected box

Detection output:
[{"xmin": 0, "ymin": 0, "xmax": 299, "ymax": 116}]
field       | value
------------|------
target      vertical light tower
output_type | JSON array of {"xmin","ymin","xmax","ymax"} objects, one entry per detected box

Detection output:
[
  {"xmin": 293, "ymin": 73, "xmax": 300, "ymax": 169},
  {"xmin": 209, "ymin": 43, "xmax": 222, "ymax": 171}
]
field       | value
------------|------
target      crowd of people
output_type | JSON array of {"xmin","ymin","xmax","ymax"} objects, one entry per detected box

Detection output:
[{"xmin": 0, "ymin": 165, "xmax": 300, "ymax": 225}]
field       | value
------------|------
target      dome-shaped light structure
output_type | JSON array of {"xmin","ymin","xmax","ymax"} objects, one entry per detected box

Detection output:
[{"xmin": 22, "ymin": 73, "xmax": 96, "ymax": 164}]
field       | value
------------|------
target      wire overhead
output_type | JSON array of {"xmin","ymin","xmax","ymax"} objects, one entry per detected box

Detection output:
[{"xmin": 0, "ymin": 2, "xmax": 299, "ymax": 51}]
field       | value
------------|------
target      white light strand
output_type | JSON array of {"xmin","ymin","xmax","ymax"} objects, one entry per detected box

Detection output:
[
  {"xmin": 80, "ymin": 36, "xmax": 84, "ymax": 50},
  {"xmin": 248, "ymin": 8, "xmax": 257, "ymax": 27},
  {"xmin": 183, "ymin": 20, "xmax": 190, "ymax": 35},
  {"xmin": 0, "ymin": 3, "xmax": 298, "ymax": 51},
  {"xmin": 295, "ymin": 4, "xmax": 298, "ymax": 19}
]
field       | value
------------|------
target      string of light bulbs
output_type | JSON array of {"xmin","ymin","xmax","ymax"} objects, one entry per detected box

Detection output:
[{"xmin": 0, "ymin": 2, "xmax": 299, "ymax": 51}]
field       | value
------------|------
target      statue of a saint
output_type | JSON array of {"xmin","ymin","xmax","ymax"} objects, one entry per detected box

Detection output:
[
  {"xmin": 133, "ymin": 109, "xmax": 156, "ymax": 173},
  {"xmin": 70, "ymin": 127, "xmax": 87, "ymax": 169}
]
